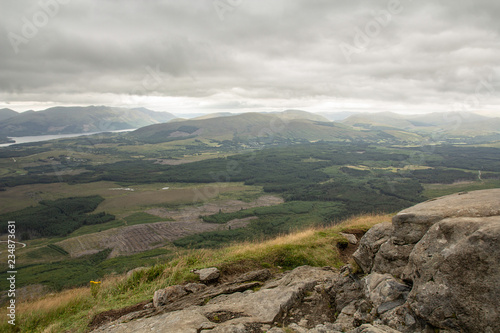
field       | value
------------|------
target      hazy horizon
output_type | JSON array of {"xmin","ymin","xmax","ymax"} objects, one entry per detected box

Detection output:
[{"xmin": 1, "ymin": 1, "xmax": 499, "ymax": 116}]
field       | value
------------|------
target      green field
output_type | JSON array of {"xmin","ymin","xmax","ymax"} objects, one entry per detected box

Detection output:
[
  {"xmin": 423, "ymin": 179, "xmax": 500, "ymax": 198},
  {"xmin": 0, "ymin": 135, "xmax": 499, "ymax": 295}
]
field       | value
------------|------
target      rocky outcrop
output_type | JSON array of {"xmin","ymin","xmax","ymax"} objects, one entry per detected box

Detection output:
[
  {"xmin": 91, "ymin": 189, "xmax": 500, "ymax": 333},
  {"xmin": 92, "ymin": 266, "xmax": 341, "ymax": 333},
  {"xmin": 352, "ymin": 189, "xmax": 500, "ymax": 332},
  {"xmin": 404, "ymin": 216, "xmax": 500, "ymax": 332}
]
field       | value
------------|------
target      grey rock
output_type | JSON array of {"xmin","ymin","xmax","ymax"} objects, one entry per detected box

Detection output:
[
  {"xmin": 92, "ymin": 190, "xmax": 500, "ymax": 333},
  {"xmin": 308, "ymin": 322, "xmax": 342, "ymax": 333},
  {"xmin": 392, "ymin": 189, "xmax": 500, "ymax": 245},
  {"xmin": 267, "ymin": 328, "xmax": 285, "ymax": 333},
  {"xmin": 200, "ymin": 322, "xmax": 217, "ymax": 330},
  {"xmin": 202, "ymin": 266, "xmax": 337, "ymax": 324},
  {"xmin": 353, "ymin": 300, "xmax": 374, "ymax": 325},
  {"xmin": 210, "ymin": 323, "xmax": 248, "ymax": 332},
  {"xmin": 331, "ymin": 273, "xmax": 364, "ymax": 312},
  {"xmin": 288, "ymin": 323, "xmax": 308, "ymax": 333},
  {"xmin": 193, "ymin": 267, "xmax": 221, "ymax": 282},
  {"xmin": 92, "ymin": 309, "xmax": 212, "ymax": 333},
  {"xmin": 371, "ymin": 242, "xmax": 413, "ymax": 278},
  {"xmin": 363, "ymin": 273, "xmax": 410, "ymax": 316},
  {"xmin": 153, "ymin": 285, "xmax": 188, "ymax": 308},
  {"xmin": 298, "ymin": 318, "xmax": 309, "ymax": 327},
  {"xmin": 375, "ymin": 304, "xmax": 427, "ymax": 333},
  {"xmin": 376, "ymin": 301, "xmax": 402, "ymax": 315},
  {"xmin": 125, "ymin": 266, "xmax": 147, "ymax": 278},
  {"xmin": 232, "ymin": 269, "xmax": 271, "ymax": 284},
  {"xmin": 353, "ymin": 222, "xmax": 393, "ymax": 274},
  {"xmin": 404, "ymin": 216, "xmax": 500, "ymax": 332},
  {"xmin": 340, "ymin": 232, "xmax": 358, "ymax": 245},
  {"xmin": 333, "ymin": 301, "xmax": 357, "ymax": 331},
  {"xmin": 348, "ymin": 323, "xmax": 401, "ymax": 333},
  {"xmin": 184, "ymin": 282, "xmax": 207, "ymax": 293}
]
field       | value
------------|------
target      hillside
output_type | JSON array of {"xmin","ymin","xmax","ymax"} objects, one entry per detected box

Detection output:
[
  {"xmin": 0, "ymin": 213, "xmax": 391, "ymax": 332},
  {"xmin": 317, "ymin": 111, "xmax": 358, "ymax": 121},
  {"xmin": 0, "ymin": 135, "xmax": 14, "ymax": 144},
  {"xmin": 3, "ymin": 189, "xmax": 499, "ymax": 332},
  {"xmin": 0, "ymin": 106, "xmax": 176, "ymax": 136},
  {"xmin": 267, "ymin": 109, "xmax": 331, "ymax": 122},
  {"xmin": 340, "ymin": 112, "xmax": 422, "ymax": 130},
  {"xmin": 193, "ymin": 112, "xmax": 238, "ymax": 120},
  {"xmin": 341, "ymin": 111, "xmax": 500, "ymax": 141},
  {"xmin": 129, "ymin": 111, "xmax": 391, "ymax": 144},
  {"xmin": 0, "ymin": 108, "xmax": 18, "ymax": 121}
]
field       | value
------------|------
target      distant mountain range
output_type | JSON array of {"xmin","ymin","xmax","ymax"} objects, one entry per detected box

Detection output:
[
  {"xmin": 0, "ymin": 106, "xmax": 176, "ymax": 137},
  {"xmin": 129, "ymin": 110, "xmax": 390, "ymax": 144},
  {"xmin": 340, "ymin": 111, "xmax": 500, "ymax": 139},
  {"xmin": 0, "ymin": 108, "xmax": 19, "ymax": 122},
  {"xmin": 1, "ymin": 106, "xmax": 496, "ymax": 144}
]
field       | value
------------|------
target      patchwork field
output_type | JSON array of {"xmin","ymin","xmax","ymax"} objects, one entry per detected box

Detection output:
[
  {"xmin": 55, "ymin": 195, "xmax": 283, "ymax": 257},
  {"xmin": 0, "ymin": 181, "xmax": 262, "ymax": 215}
]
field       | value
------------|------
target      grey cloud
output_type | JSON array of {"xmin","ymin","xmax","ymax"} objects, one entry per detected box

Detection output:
[{"xmin": 0, "ymin": 0, "xmax": 499, "ymax": 113}]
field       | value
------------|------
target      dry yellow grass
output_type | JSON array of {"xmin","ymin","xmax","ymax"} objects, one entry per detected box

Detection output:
[
  {"xmin": 15, "ymin": 287, "xmax": 88, "ymax": 314},
  {"xmin": 228, "ymin": 228, "xmax": 318, "ymax": 258},
  {"xmin": 0, "ymin": 213, "xmax": 392, "ymax": 333},
  {"xmin": 337, "ymin": 212, "xmax": 393, "ymax": 229}
]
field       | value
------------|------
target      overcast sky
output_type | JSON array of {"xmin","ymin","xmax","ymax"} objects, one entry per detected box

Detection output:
[{"xmin": 0, "ymin": 0, "xmax": 499, "ymax": 115}]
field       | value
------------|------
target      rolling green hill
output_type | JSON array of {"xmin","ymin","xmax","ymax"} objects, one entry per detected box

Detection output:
[
  {"xmin": 340, "ymin": 111, "xmax": 500, "ymax": 141},
  {"xmin": 0, "ymin": 106, "xmax": 176, "ymax": 136},
  {"xmin": 340, "ymin": 111, "xmax": 422, "ymax": 130},
  {"xmin": 267, "ymin": 109, "xmax": 331, "ymax": 122},
  {"xmin": 129, "ymin": 111, "xmax": 392, "ymax": 144}
]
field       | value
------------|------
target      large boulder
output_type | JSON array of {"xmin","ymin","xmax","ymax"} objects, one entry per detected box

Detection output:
[
  {"xmin": 93, "ymin": 189, "xmax": 500, "ymax": 333},
  {"xmin": 201, "ymin": 266, "xmax": 336, "ymax": 324},
  {"xmin": 352, "ymin": 189, "xmax": 500, "ymax": 332},
  {"xmin": 392, "ymin": 189, "xmax": 500, "ymax": 245},
  {"xmin": 404, "ymin": 216, "xmax": 500, "ymax": 332}
]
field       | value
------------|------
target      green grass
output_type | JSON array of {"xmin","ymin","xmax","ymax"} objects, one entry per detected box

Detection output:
[
  {"xmin": 423, "ymin": 179, "xmax": 500, "ymax": 198},
  {"xmin": 177, "ymin": 201, "xmax": 346, "ymax": 248},
  {"xmin": 201, "ymin": 201, "xmax": 320, "ymax": 224},
  {"xmin": 0, "ymin": 213, "xmax": 390, "ymax": 333},
  {"xmin": 68, "ymin": 218, "xmax": 125, "ymax": 237},
  {"xmin": 0, "ymin": 247, "xmax": 174, "ymax": 293},
  {"xmin": 46, "ymin": 244, "xmax": 69, "ymax": 255},
  {"xmin": 213, "ymin": 185, "xmax": 264, "ymax": 202},
  {"xmin": 11, "ymin": 245, "xmax": 68, "ymax": 267}
]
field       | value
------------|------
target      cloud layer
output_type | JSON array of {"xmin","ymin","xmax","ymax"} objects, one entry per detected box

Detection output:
[{"xmin": 0, "ymin": 0, "xmax": 499, "ymax": 114}]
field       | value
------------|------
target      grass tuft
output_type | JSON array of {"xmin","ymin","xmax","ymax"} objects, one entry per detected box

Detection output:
[{"xmin": 0, "ymin": 213, "xmax": 391, "ymax": 332}]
